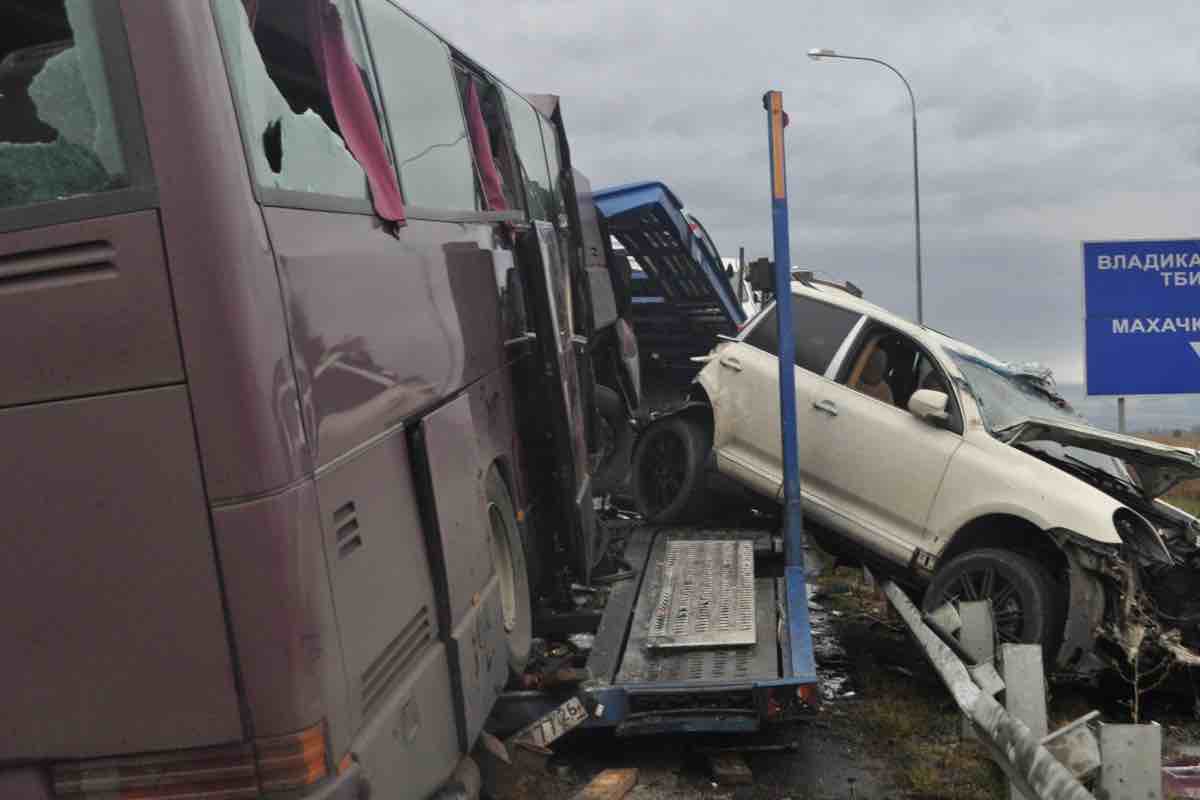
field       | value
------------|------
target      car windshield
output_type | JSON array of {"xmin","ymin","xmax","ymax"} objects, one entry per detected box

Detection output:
[
  {"xmin": 944, "ymin": 344, "xmax": 1135, "ymax": 484},
  {"xmin": 943, "ymin": 347, "xmax": 1076, "ymax": 431}
]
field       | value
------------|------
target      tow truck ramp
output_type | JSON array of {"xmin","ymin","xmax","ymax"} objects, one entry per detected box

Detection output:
[{"xmin": 494, "ymin": 525, "xmax": 815, "ymax": 738}]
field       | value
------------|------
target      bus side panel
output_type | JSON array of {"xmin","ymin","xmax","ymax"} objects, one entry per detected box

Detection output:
[
  {"xmin": 448, "ymin": 575, "xmax": 507, "ymax": 751},
  {"xmin": 314, "ymin": 429, "xmax": 444, "ymax": 750},
  {"xmin": 0, "ymin": 210, "xmax": 183, "ymax": 410},
  {"xmin": 261, "ymin": 208, "xmax": 502, "ymax": 471},
  {"xmin": 420, "ymin": 393, "xmax": 495, "ymax": 628},
  {"xmin": 210, "ymin": 480, "xmax": 350, "ymax": 749},
  {"xmin": 0, "ymin": 386, "xmax": 241, "ymax": 758},
  {"xmin": 349, "ymin": 644, "xmax": 460, "ymax": 800},
  {"xmin": 421, "ymin": 387, "xmax": 514, "ymax": 748},
  {"xmin": 124, "ymin": 0, "xmax": 310, "ymax": 500}
]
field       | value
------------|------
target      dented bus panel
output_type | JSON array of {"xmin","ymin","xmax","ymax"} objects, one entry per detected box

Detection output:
[{"xmin": 0, "ymin": 0, "xmax": 604, "ymax": 797}]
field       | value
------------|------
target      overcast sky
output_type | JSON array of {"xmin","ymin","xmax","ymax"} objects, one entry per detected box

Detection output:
[{"xmin": 407, "ymin": 1, "xmax": 1200, "ymax": 422}]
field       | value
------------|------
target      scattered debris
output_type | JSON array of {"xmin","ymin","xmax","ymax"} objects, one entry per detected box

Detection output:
[
  {"xmin": 1163, "ymin": 762, "xmax": 1200, "ymax": 798},
  {"xmin": 571, "ymin": 768, "xmax": 638, "ymax": 800},
  {"xmin": 1041, "ymin": 712, "xmax": 1102, "ymax": 782},
  {"xmin": 694, "ymin": 741, "xmax": 800, "ymax": 755},
  {"xmin": 706, "ymin": 753, "xmax": 753, "ymax": 785}
]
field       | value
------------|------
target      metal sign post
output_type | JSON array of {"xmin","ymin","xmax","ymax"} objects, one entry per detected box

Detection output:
[{"xmin": 764, "ymin": 90, "xmax": 816, "ymax": 684}]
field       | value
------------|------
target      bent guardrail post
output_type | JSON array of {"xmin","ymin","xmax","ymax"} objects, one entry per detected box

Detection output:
[{"xmin": 882, "ymin": 581, "xmax": 1095, "ymax": 800}]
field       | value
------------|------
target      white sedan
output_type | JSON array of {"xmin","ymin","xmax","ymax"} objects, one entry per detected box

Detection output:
[{"xmin": 630, "ymin": 280, "xmax": 1200, "ymax": 675}]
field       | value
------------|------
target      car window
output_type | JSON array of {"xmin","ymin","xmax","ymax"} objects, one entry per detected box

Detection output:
[
  {"xmin": 214, "ymin": 0, "xmax": 376, "ymax": 204},
  {"xmin": 839, "ymin": 326, "xmax": 964, "ymax": 432},
  {"xmin": 361, "ymin": 0, "xmax": 476, "ymax": 211},
  {"xmin": 742, "ymin": 296, "xmax": 861, "ymax": 374}
]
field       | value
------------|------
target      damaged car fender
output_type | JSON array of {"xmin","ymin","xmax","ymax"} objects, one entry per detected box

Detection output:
[{"xmin": 925, "ymin": 430, "xmax": 1126, "ymax": 557}]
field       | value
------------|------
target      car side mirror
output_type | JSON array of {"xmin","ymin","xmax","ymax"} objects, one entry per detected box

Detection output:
[{"xmin": 908, "ymin": 389, "xmax": 950, "ymax": 425}]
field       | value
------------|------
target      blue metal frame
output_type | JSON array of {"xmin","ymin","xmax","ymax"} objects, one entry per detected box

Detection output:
[{"xmin": 594, "ymin": 181, "xmax": 746, "ymax": 326}]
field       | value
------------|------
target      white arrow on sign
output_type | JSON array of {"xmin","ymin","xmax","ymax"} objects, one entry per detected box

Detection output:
[{"xmin": 1193, "ymin": 342, "xmax": 1200, "ymax": 359}]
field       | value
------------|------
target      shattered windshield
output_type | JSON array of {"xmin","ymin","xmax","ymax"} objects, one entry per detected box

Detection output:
[
  {"xmin": 945, "ymin": 345, "xmax": 1134, "ymax": 482},
  {"xmin": 944, "ymin": 348, "xmax": 1077, "ymax": 432},
  {"xmin": 0, "ymin": 1, "xmax": 130, "ymax": 209}
]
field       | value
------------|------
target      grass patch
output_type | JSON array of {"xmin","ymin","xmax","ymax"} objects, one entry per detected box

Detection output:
[{"xmin": 813, "ymin": 571, "xmax": 1008, "ymax": 798}]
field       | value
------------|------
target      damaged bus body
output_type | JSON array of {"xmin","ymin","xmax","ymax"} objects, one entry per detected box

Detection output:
[{"xmin": 0, "ymin": 2, "xmax": 814, "ymax": 799}]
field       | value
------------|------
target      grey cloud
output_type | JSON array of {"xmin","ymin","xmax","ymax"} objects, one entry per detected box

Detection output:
[{"xmin": 407, "ymin": 0, "xmax": 1200, "ymax": 429}]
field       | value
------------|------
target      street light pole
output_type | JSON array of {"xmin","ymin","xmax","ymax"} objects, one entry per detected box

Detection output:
[{"xmin": 808, "ymin": 49, "xmax": 924, "ymax": 325}]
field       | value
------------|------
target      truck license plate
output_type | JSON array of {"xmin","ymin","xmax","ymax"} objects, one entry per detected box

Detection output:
[{"xmin": 509, "ymin": 696, "xmax": 589, "ymax": 749}]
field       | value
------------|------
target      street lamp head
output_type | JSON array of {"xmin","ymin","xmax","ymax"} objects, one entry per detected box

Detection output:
[{"xmin": 808, "ymin": 48, "xmax": 837, "ymax": 60}]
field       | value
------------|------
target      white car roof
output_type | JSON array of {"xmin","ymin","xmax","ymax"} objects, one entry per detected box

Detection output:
[
  {"xmin": 791, "ymin": 282, "xmax": 921, "ymax": 336},
  {"xmin": 788, "ymin": 281, "xmax": 996, "ymax": 371}
]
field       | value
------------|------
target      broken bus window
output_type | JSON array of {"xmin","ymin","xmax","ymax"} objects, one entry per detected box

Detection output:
[
  {"xmin": 0, "ymin": 0, "xmax": 129, "ymax": 210},
  {"xmin": 213, "ymin": 0, "xmax": 375, "ymax": 203}
]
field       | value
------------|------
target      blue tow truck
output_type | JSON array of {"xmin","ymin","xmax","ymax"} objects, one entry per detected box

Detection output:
[{"xmin": 490, "ymin": 175, "xmax": 817, "ymax": 744}]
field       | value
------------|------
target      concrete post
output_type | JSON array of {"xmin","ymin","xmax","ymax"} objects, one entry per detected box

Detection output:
[
  {"xmin": 959, "ymin": 601, "xmax": 996, "ymax": 742},
  {"xmin": 1098, "ymin": 724, "xmax": 1162, "ymax": 800},
  {"xmin": 1001, "ymin": 644, "xmax": 1048, "ymax": 800}
]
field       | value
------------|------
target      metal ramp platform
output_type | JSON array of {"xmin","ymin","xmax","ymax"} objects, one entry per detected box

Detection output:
[{"xmin": 616, "ymin": 530, "xmax": 778, "ymax": 685}]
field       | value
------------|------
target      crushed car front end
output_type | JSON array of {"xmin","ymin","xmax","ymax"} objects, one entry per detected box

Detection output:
[{"xmin": 1048, "ymin": 497, "xmax": 1200, "ymax": 682}]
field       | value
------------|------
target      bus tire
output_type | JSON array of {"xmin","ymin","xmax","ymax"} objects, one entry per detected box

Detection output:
[
  {"xmin": 631, "ymin": 416, "xmax": 709, "ymax": 523},
  {"xmin": 485, "ymin": 467, "xmax": 532, "ymax": 677},
  {"xmin": 593, "ymin": 384, "xmax": 633, "ymax": 495}
]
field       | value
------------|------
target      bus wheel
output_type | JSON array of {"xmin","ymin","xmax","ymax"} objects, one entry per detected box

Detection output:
[
  {"xmin": 485, "ymin": 467, "xmax": 532, "ymax": 676},
  {"xmin": 631, "ymin": 416, "xmax": 709, "ymax": 523},
  {"xmin": 593, "ymin": 384, "xmax": 633, "ymax": 495}
]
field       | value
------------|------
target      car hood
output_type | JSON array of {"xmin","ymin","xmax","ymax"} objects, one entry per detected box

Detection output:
[{"xmin": 998, "ymin": 416, "xmax": 1200, "ymax": 499}]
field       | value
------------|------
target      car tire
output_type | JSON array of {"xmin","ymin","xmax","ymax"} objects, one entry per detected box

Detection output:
[
  {"xmin": 485, "ymin": 467, "xmax": 532, "ymax": 677},
  {"xmin": 922, "ymin": 548, "xmax": 1063, "ymax": 663},
  {"xmin": 631, "ymin": 416, "xmax": 710, "ymax": 523}
]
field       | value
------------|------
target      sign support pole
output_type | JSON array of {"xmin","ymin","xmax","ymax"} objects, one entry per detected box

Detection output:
[
  {"xmin": 1117, "ymin": 397, "xmax": 1126, "ymax": 434},
  {"xmin": 764, "ymin": 91, "xmax": 817, "ymax": 687},
  {"xmin": 764, "ymin": 91, "xmax": 803, "ymax": 569}
]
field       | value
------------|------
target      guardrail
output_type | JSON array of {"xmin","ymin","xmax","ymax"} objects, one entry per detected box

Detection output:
[{"xmin": 882, "ymin": 581, "xmax": 1096, "ymax": 800}]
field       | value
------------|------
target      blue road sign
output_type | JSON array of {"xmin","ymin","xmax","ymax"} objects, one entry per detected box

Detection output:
[{"xmin": 1084, "ymin": 238, "xmax": 1200, "ymax": 396}]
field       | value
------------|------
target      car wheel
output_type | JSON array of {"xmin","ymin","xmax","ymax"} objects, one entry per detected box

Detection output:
[
  {"xmin": 631, "ymin": 416, "xmax": 709, "ymax": 523},
  {"xmin": 922, "ymin": 548, "xmax": 1063, "ymax": 661},
  {"xmin": 485, "ymin": 467, "xmax": 532, "ymax": 677}
]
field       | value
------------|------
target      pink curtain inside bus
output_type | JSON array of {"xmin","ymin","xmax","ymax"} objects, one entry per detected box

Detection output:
[
  {"xmin": 307, "ymin": 0, "xmax": 406, "ymax": 223},
  {"xmin": 464, "ymin": 80, "xmax": 507, "ymax": 211}
]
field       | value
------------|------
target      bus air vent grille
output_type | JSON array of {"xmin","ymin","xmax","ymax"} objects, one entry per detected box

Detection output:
[
  {"xmin": 360, "ymin": 606, "xmax": 432, "ymax": 715},
  {"xmin": 0, "ymin": 240, "xmax": 116, "ymax": 294}
]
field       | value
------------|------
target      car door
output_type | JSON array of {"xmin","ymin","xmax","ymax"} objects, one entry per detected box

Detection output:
[
  {"xmin": 707, "ymin": 295, "xmax": 863, "ymax": 504},
  {"xmin": 807, "ymin": 325, "xmax": 963, "ymax": 564}
]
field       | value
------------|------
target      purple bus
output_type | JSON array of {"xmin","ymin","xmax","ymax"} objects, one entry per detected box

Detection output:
[
  {"xmin": 0, "ymin": 1, "xmax": 637, "ymax": 797},
  {"xmin": 1, "ymin": 3, "xmax": 817, "ymax": 798}
]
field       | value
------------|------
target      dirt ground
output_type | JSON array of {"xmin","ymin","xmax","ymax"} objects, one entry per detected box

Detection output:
[{"xmin": 489, "ymin": 567, "xmax": 1200, "ymax": 800}]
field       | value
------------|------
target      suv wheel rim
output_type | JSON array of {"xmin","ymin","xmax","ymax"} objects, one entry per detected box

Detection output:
[{"xmin": 944, "ymin": 567, "xmax": 1024, "ymax": 643}]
